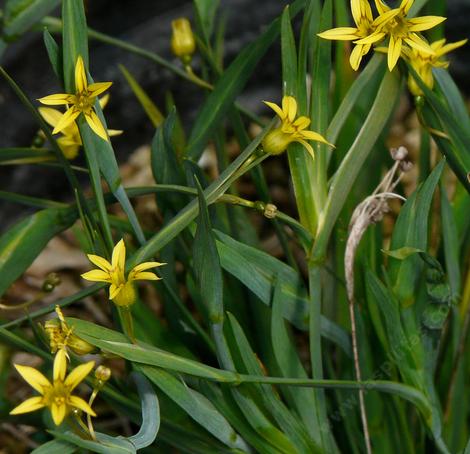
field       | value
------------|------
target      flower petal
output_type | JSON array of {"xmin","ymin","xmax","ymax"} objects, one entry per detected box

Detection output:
[
  {"xmin": 38, "ymin": 93, "xmax": 75, "ymax": 106},
  {"xmin": 263, "ymin": 101, "xmax": 285, "ymax": 121},
  {"xmin": 69, "ymin": 395, "xmax": 97, "ymax": 416},
  {"xmin": 374, "ymin": 0, "xmax": 390, "ymax": 15},
  {"xmin": 132, "ymin": 271, "xmax": 161, "ymax": 281},
  {"xmin": 87, "ymin": 254, "xmax": 112, "ymax": 272},
  {"xmin": 10, "ymin": 396, "xmax": 45, "ymax": 415},
  {"xmin": 404, "ymin": 34, "xmax": 434, "ymax": 54},
  {"xmin": 39, "ymin": 107, "xmax": 63, "ymax": 128},
  {"xmin": 399, "ymin": 0, "xmax": 414, "ymax": 14},
  {"xmin": 292, "ymin": 116, "xmax": 311, "ymax": 130},
  {"xmin": 75, "ymin": 55, "xmax": 88, "ymax": 93},
  {"xmin": 296, "ymin": 139, "xmax": 315, "ymax": 160},
  {"xmin": 351, "ymin": 0, "xmax": 361, "ymax": 25},
  {"xmin": 387, "ymin": 35, "xmax": 403, "ymax": 71},
  {"xmin": 14, "ymin": 364, "xmax": 50, "ymax": 394},
  {"xmin": 112, "ymin": 239, "xmax": 126, "ymax": 275},
  {"xmin": 108, "ymin": 129, "xmax": 123, "ymax": 137},
  {"xmin": 372, "ymin": 8, "xmax": 400, "ymax": 29},
  {"xmin": 81, "ymin": 269, "xmax": 112, "ymax": 282},
  {"xmin": 301, "ymin": 130, "xmax": 334, "ymax": 146},
  {"xmin": 354, "ymin": 32, "xmax": 386, "ymax": 45},
  {"xmin": 436, "ymin": 39, "xmax": 467, "ymax": 57},
  {"xmin": 99, "ymin": 93, "xmax": 110, "ymax": 109},
  {"xmin": 282, "ymin": 96, "xmax": 297, "ymax": 123},
  {"xmin": 84, "ymin": 110, "xmax": 109, "ymax": 141},
  {"xmin": 407, "ymin": 16, "xmax": 446, "ymax": 32},
  {"xmin": 52, "ymin": 108, "xmax": 81, "ymax": 135},
  {"xmin": 50, "ymin": 402, "xmax": 67, "ymax": 426},
  {"xmin": 131, "ymin": 261, "xmax": 166, "ymax": 273},
  {"xmin": 350, "ymin": 44, "xmax": 365, "ymax": 70},
  {"xmin": 318, "ymin": 27, "xmax": 358, "ymax": 41},
  {"xmin": 109, "ymin": 283, "xmax": 122, "ymax": 300},
  {"xmin": 64, "ymin": 361, "xmax": 95, "ymax": 391},
  {"xmin": 53, "ymin": 349, "xmax": 67, "ymax": 382},
  {"xmin": 88, "ymin": 82, "xmax": 112, "ymax": 98}
]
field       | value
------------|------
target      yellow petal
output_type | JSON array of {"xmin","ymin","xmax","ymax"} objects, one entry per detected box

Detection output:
[
  {"xmin": 131, "ymin": 261, "xmax": 166, "ymax": 273},
  {"xmin": 10, "ymin": 396, "xmax": 45, "ymax": 415},
  {"xmin": 282, "ymin": 96, "xmax": 297, "ymax": 123},
  {"xmin": 109, "ymin": 283, "xmax": 122, "ymax": 300},
  {"xmin": 296, "ymin": 139, "xmax": 315, "ymax": 160},
  {"xmin": 372, "ymin": 8, "xmax": 400, "ymax": 29},
  {"xmin": 99, "ymin": 93, "xmax": 110, "ymax": 109},
  {"xmin": 87, "ymin": 254, "xmax": 112, "ymax": 272},
  {"xmin": 399, "ymin": 0, "xmax": 414, "ymax": 14},
  {"xmin": 81, "ymin": 269, "xmax": 112, "ymax": 282},
  {"xmin": 263, "ymin": 101, "xmax": 285, "ymax": 120},
  {"xmin": 64, "ymin": 361, "xmax": 95, "ymax": 391},
  {"xmin": 318, "ymin": 27, "xmax": 358, "ymax": 40},
  {"xmin": 301, "ymin": 130, "xmax": 334, "ymax": 146},
  {"xmin": 407, "ymin": 16, "xmax": 446, "ymax": 32},
  {"xmin": 350, "ymin": 44, "xmax": 367, "ymax": 70},
  {"xmin": 361, "ymin": 0, "xmax": 374, "ymax": 23},
  {"xmin": 88, "ymin": 82, "xmax": 112, "ymax": 98},
  {"xmin": 52, "ymin": 108, "xmax": 81, "ymax": 135},
  {"xmin": 112, "ymin": 239, "xmax": 126, "ymax": 274},
  {"xmin": 293, "ymin": 116, "xmax": 311, "ymax": 130},
  {"xmin": 53, "ymin": 349, "xmax": 67, "ymax": 382},
  {"xmin": 387, "ymin": 35, "xmax": 403, "ymax": 70},
  {"xmin": 39, "ymin": 107, "xmax": 63, "ymax": 128},
  {"xmin": 354, "ymin": 32, "xmax": 386, "ymax": 45},
  {"xmin": 38, "ymin": 93, "xmax": 75, "ymax": 106},
  {"xmin": 75, "ymin": 55, "xmax": 88, "ymax": 93},
  {"xmin": 404, "ymin": 34, "xmax": 435, "ymax": 54},
  {"xmin": 374, "ymin": 0, "xmax": 390, "ymax": 14},
  {"xmin": 14, "ymin": 364, "xmax": 51, "ymax": 394},
  {"xmin": 69, "ymin": 395, "xmax": 96, "ymax": 416},
  {"xmin": 108, "ymin": 129, "xmax": 123, "ymax": 137},
  {"xmin": 436, "ymin": 39, "xmax": 467, "ymax": 57},
  {"xmin": 50, "ymin": 401, "xmax": 67, "ymax": 426},
  {"xmin": 351, "ymin": 0, "xmax": 361, "ymax": 25},
  {"xmin": 132, "ymin": 271, "xmax": 161, "ymax": 281},
  {"xmin": 84, "ymin": 110, "xmax": 109, "ymax": 141}
]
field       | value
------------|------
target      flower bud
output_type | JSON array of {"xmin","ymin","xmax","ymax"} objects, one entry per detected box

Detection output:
[
  {"xmin": 261, "ymin": 128, "xmax": 293, "ymax": 156},
  {"xmin": 42, "ymin": 273, "xmax": 61, "ymax": 292},
  {"xmin": 263, "ymin": 203, "xmax": 278, "ymax": 219},
  {"xmin": 171, "ymin": 18, "xmax": 196, "ymax": 63},
  {"xmin": 95, "ymin": 365, "xmax": 111, "ymax": 382}
]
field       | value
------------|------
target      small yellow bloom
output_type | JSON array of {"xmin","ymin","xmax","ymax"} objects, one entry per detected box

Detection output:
[
  {"xmin": 402, "ymin": 38, "xmax": 467, "ymax": 95},
  {"xmin": 171, "ymin": 18, "xmax": 196, "ymax": 63},
  {"xmin": 81, "ymin": 239, "xmax": 165, "ymax": 307},
  {"xmin": 262, "ymin": 96, "xmax": 333, "ymax": 159},
  {"xmin": 356, "ymin": 0, "xmax": 445, "ymax": 70},
  {"xmin": 318, "ymin": 0, "xmax": 377, "ymax": 70},
  {"xmin": 10, "ymin": 349, "xmax": 96, "ymax": 426},
  {"xmin": 38, "ymin": 56, "xmax": 112, "ymax": 141},
  {"xmin": 44, "ymin": 306, "xmax": 96, "ymax": 356},
  {"xmin": 39, "ymin": 94, "xmax": 122, "ymax": 159}
]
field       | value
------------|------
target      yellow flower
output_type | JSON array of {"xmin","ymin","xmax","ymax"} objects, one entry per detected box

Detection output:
[
  {"xmin": 38, "ymin": 56, "xmax": 112, "ymax": 141},
  {"xmin": 39, "ymin": 94, "xmax": 122, "ymax": 159},
  {"xmin": 81, "ymin": 239, "xmax": 165, "ymax": 307},
  {"xmin": 356, "ymin": 0, "xmax": 445, "ymax": 70},
  {"xmin": 262, "ymin": 96, "xmax": 333, "ymax": 159},
  {"xmin": 44, "ymin": 306, "xmax": 96, "ymax": 356},
  {"xmin": 171, "ymin": 18, "xmax": 196, "ymax": 63},
  {"xmin": 10, "ymin": 349, "xmax": 96, "ymax": 426},
  {"xmin": 402, "ymin": 38, "xmax": 467, "ymax": 95},
  {"xmin": 318, "ymin": 0, "xmax": 377, "ymax": 70}
]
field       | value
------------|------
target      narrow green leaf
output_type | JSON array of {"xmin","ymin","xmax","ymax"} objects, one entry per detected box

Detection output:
[
  {"xmin": 43, "ymin": 28, "xmax": 62, "ymax": 80},
  {"xmin": 0, "ymin": 206, "xmax": 75, "ymax": 297},
  {"xmin": 137, "ymin": 365, "xmax": 247, "ymax": 450},
  {"xmin": 31, "ymin": 439, "xmax": 76, "ymax": 454},
  {"xmin": 119, "ymin": 64, "xmax": 164, "ymax": 127}
]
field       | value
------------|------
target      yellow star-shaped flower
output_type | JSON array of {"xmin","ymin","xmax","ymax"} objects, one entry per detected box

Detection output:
[
  {"xmin": 39, "ymin": 94, "xmax": 122, "ymax": 159},
  {"xmin": 356, "ymin": 0, "xmax": 445, "ymax": 70},
  {"xmin": 38, "ymin": 55, "xmax": 112, "ymax": 141},
  {"xmin": 402, "ymin": 38, "xmax": 467, "ymax": 95},
  {"xmin": 81, "ymin": 239, "xmax": 165, "ymax": 307},
  {"xmin": 10, "ymin": 349, "xmax": 95, "ymax": 426},
  {"xmin": 318, "ymin": 0, "xmax": 377, "ymax": 70},
  {"xmin": 262, "ymin": 96, "xmax": 333, "ymax": 159}
]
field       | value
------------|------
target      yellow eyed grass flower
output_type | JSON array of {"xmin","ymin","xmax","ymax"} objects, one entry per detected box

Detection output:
[
  {"xmin": 262, "ymin": 96, "xmax": 333, "ymax": 159},
  {"xmin": 10, "ymin": 349, "xmax": 96, "ymax": 426},
  {"xmin": 317, "ymin": 0, "xmax": 378, "ymax": 70},
  {"xmin": 356, "ymin": 0, "xmax": 445, "ymax": 70},
  {"xmin": 38, "ymin": 56, "xmax": 112, "ymax": 142},
  {"xmin": 171, "ymin": 18, "xmax": 196, "ymax": 63},
  {"xmin": 81, "ymin": 239, "xmax": 165, "ymax": 307},
  {"xmin": 402, "ymin": 38, "xmax": 467, "ymax": 95},
  {"xmin": 39, "ymin": 94, "xmax": 122, "ymax": 160}
]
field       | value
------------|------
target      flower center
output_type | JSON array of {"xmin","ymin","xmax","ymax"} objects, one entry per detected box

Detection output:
[
  {"xmin": 44, "ymin": 382, "xmax": 69, "ymax": 407},
  {"xmin": 385, "ymin": 15, "xmax": 409, "ymax": 37},
  {"xmin": 75, "ymin": 92, "xmax": 94, "ymax": 113}
]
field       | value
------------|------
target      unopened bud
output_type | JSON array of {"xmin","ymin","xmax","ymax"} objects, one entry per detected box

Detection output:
[
  {"xmin": 95, "ymin": 365, "xmax": 111, "ymax": 382},
  {"xmin": 263, "ymin": 203, "xmax": 277, "ymax": 219},
  {"xmin": 68, "ymin": 334, "xmax": 96, "ymax": 356},
  {"xmin": 261, "ymin": 128, "xmax": 292, "ymax": 156},
  {"xmin": 171, "ymin": 18, "xmax": 196, "ymax": 64},
  {"xmin": 42, "ymin": 273, "xmax": 61, "ymax": 292},
  {"xmin": 390, "ymin": 146, "xmax": 408, "ymax": 161}
]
